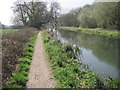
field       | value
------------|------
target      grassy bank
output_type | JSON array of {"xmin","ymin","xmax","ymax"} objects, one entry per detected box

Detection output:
[
  {"xmin": 42, "ymin": 31, "xmax": 119, "ymax": 88},
  {"xmin": 2, "ymin": 28, "xmax": 37, "ymax": 85},
  {"xmin": 57, "ymin": 26, "xmax": 120, "ymax": 38},
  {"xmin": 3, "ymin": 29, "xmax": 38, "ymax": 88}
]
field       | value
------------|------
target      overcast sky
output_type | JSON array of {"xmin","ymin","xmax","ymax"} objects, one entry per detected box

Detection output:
[{"xmin": 0, "ymin": 0, "xmax": 94, "ymax": 25}]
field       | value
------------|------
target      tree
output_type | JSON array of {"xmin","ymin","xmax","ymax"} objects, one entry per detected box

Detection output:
[
  {"xmin": 58, "ymin": 8, "xmax": 80, "ymax": 27},
  {"xmin": 0, "ymin": 22, "xmax": 5, "ymax": 29},
  {"xmin": 12, "ymin": 1, "xmax": 48, "ymax": 29},
  {"xmin": 93, "ymin": 2, "xmax": 119, "ymax": 29},
  {"xmin": 49, "ymin": 1, "xmax": 60, "ymax": 27},
  {"xmin": 78, "ymin": 2, "xmax": 120, "ymax": 30},
  {"xmin": 78, "ymin": 4, "xmax": 97, "ymax": 28}
]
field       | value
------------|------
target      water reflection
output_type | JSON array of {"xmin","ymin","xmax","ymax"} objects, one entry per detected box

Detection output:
[{"xmin": 52, "ymin": 29, "xmax": 119, "ymax": 79}]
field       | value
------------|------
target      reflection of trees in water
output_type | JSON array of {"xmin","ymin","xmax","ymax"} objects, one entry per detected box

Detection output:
[{"xmin": 56, "ymin": 30, "xmax": 118, "ymax": 69}]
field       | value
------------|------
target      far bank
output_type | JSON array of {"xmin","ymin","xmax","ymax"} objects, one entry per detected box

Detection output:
[{"xmin": 57, "ymin": 26, "xmax": 120, "ymax": 39}]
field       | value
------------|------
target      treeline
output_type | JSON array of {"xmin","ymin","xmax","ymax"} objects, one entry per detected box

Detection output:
[
  {"xmin": 0, "ymin": 22, "xmax": 22, "ymax": 29},
  {"xmin": 12, "ymin": 1, "xmax": 60, "ymax": 29},
  {"xmin": 0, "ymin": 22, "xmax": 5, "ymax": 29},
  {"xmin": 58, "ymin": 2, "xmax": 120, "ymax": 30}
]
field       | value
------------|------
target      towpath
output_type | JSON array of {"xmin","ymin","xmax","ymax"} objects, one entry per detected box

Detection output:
[{"xmin": 27, "ymin": 32, "xmax": 56, "ymax": 88}]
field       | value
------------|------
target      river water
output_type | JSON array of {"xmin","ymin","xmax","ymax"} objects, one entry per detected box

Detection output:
[{"xmin": 51, "ymin": 28, "xmax": 119, "ymax": 80}]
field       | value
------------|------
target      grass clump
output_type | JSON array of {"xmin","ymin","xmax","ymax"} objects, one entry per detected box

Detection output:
[
  {"xmin": 10, "ymin": 72, "xmax": 28, "ymax": 86},
  {"xmin": 18, "ymin": 63, "xmax": 29, "ymax": 71},
  {"xmin": 25, "ymin": 47, "xmax": 34, "ymax": 52},
  {"xmin": 6, "ymin": 84, "xmax": 23, "ymax": 88},
  {"xmin": 24, "ymin": 52, "xmax": 33, "ymax": 57},
  {"xmin": 42, "ymin": 31, "xmax": 119, "ymax": 88},
  {"xmin": 19, "ymin": 58, "xmax": 31, "ymax": 64}
]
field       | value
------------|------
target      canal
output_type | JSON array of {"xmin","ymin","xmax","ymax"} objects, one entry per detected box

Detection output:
[{"xmin": 52, "ymin": 28, "xmax": 119, "ymax": 80}]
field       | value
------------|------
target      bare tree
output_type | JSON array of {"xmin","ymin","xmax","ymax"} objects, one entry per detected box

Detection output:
[
  {"xmin": 50, "ymin": 1, "xmax": 60, "ymax": 27},
  {"xmin": 12, "ymin": 0, "xmax": 48, "ymax": 29}
]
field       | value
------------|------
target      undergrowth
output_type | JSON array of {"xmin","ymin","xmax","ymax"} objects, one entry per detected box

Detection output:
[
  {"xmin": 4, "ymin": 31, "xmax": 38, "ymax": 88},
  {"xmin": 42, "ymin": 31, "xmax": 119, "ymax": 88}
]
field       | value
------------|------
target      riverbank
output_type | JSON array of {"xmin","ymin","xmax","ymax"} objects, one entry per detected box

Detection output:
[
  {"xmin": 42, "ymin": 31, "xmax": 119, "ymax": 88},
  {"xmin": 57, "ymin": 26, "xmax": 120, "ymax": 38}
]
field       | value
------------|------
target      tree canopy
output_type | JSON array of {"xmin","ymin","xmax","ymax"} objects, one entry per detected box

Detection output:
[
  {"xmin": 12, "ymin": 1, "xmax": 120, "ymax": 30},
  {"xmin": 12, "ymin": 1, "xmax": 60, "ymax": 29},
  {"xmin": 58, "ymin": 2, "xmax": 120, "ymax": 30}
]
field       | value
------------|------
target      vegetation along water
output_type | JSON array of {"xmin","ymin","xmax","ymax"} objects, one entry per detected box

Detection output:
[{"xmin": 42, "ymin": 30, "xmax": 119, "ymax": 88}]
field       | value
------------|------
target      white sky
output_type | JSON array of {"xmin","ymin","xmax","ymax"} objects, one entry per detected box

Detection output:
[{"xmin": 0, "ymin": 0, "xmax": 94, "ymax": 25}]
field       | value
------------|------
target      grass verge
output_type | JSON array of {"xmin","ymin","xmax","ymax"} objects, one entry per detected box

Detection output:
[
  {"xmin": 42, "ymin": 31, "xmax": 119, "ymax": 88},
  {"xmin": 4, "ymin": 31, "xmax": 38, "ymax": 88},
  {"xmin": 2, "ymin": 28, "xmax": 37, "ymax": 84},
  {"xmin": 57, "ymin": 26, "xmax": 120, "ymax": 38}
]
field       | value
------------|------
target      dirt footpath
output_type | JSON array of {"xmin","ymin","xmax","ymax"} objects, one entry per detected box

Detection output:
[{"xmin": 26, "ymin": 32, "xmax": 56, "ymax": 88}]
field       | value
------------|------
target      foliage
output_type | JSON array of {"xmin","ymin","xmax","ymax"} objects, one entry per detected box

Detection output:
[
  {"xmin": 78, "ymin": 2, "xmax": 120, "ymax": 30},
  {"xmin": 78, "ymin": 5, "xmax": 97, "ymax": 28},
  {"xmin": 12, "ymin": 1, "xmax": 60, "ymax": 29},
  {"xmin": 12, "ymin": 1, "xmax": 48, "ymax": 29},
  {"xmin": 58, "ymin": 2, "xmax": 120, "ymax": 30},
  {"xmin": 50, "ymin": 1, "xmax": 61, "ymax": 27},
  {"xmin": 58, "ymin": 8, "xmax": 80, "ymax": 27},
  {"xmin": 42, "ymin": 31, "xmax": 119, "ymax": 88}
]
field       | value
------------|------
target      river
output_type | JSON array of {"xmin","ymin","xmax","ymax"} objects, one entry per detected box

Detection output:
[{"xmin": 51, "ymin": 28, "xmax": 119, "ymax": 80}]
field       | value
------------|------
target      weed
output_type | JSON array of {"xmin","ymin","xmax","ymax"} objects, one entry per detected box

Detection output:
[
  {"xmin": 6, "ymin": 84, "xmax": 22, "ymax": 88},
  {"xmin": 18, "ymin": 63, "xmax": 29, "ymax": 71},
  {"xmin": 24, "ymin": 52, "xmax": 33, "ymax": 57},
  {"xmin": 25, "ymin": 47, "xmax": 34, "ymax": 52},
  {"xmin": 10, "ymin": 72, "xmax": 28, "ymax": 86}
]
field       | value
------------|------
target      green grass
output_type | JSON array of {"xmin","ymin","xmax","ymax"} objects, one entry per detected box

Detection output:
[
  {"xmin": 57, "ymin": 26, "xmax": 120, "ymax": 38},
  {"xmin": 5, "ymin": 31, "xmax": 39, "ymax": 88},
  {"xmin": 42, "ymin": 31, "xmax": 119, "ymax": 88},
  {"xmin": 0, "ymin": 29, "xmax": 18, "ymax": 34},
  {"xmin": 19, "ymin": 58, "xmax": 31, "ymax": 64}
]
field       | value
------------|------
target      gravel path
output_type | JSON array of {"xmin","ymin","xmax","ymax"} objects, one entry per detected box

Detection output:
[{"xmin": 26, "ymin": 32, "xmax": 56, "ymax": 88}]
